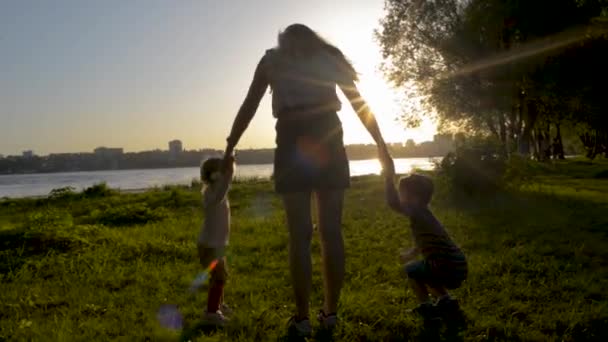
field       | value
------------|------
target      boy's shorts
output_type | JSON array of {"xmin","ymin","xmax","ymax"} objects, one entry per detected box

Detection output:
[
  {"xmin": 405, "ymin": 256, "xmax": 468, "ymax": 290},
  {"xmin": 197, "ymin": 245, "xmax": 228, "ymax": 282}
]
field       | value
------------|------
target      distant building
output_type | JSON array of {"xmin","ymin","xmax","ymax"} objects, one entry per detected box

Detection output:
[
  {"xmin": 405, "ymin": 139, "xmax": 417, "ymax": 150},
  {"xmin": 94, "ymin": 147, "xmax": 123, "ymax": 159},
  {"xmin": 169, "ymin": 140, "xmax": 183, "ymax": 160},
  {"xmin": 433, "ymin": 134, "xmax": 454, "ymax": 151},
  {"xmin": 94, "ymin": 147, "xmax": 123, "ymax": 170},
  {"xmin": 22, "ymin": 150, "xmax": 34, "ymax": 158}
]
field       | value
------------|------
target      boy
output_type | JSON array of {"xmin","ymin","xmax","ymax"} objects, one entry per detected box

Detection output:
[
  {"xmin": 383, "ymin": 160, "xmax": 467, "ymax": 321},
  {"xmin": 198, "ymin": 156, "xmax": 234, "ymax": 326}
]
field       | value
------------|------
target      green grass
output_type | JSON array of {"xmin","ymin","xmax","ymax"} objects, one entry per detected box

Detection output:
[{"xmin": 1, "ymin": 160, "xmax": 608, "ymax": 341}]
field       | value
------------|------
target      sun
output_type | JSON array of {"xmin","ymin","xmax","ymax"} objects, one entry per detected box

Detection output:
[{"xmin": 331, "ymin": 30, "xmax": 437, "ymax": 146}]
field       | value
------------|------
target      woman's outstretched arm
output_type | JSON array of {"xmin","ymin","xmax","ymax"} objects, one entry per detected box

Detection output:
[{"xmin": 224, "ymin": 58, "xmax": 269, "ymax": 158}]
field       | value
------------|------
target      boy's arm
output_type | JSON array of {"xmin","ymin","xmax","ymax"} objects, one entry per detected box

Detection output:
[{"xmin": 382, "ymin": 159, "xmax": 407, "ymax": 214}]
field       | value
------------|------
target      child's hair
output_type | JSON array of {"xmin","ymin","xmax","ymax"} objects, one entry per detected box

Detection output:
[
  {"xmin": 398, "ymin": 174, "xmax": 434, "ymax": 206},
  {"xmin": 200, "ymin": 158, "xmax": 223, "ymax": 184}
]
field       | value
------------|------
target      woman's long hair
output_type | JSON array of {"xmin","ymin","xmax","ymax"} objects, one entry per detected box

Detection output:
[{"xmin": 278, "ymin": 24, "xmax": 358, "ymax": 81}]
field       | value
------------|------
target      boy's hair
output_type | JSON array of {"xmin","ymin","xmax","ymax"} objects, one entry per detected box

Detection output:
[
  {"xmin": 200, "ymin": 158, "xmax": 222, "ymax": 184},
  {"xmin": 398, "ymin": 174, "xmax": 434, "ymax": 206}
]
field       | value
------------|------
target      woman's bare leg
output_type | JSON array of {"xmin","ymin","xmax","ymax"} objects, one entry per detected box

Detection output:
[
  {"xmin": 315, "ymin": 189, "xmax": 345, "ymax": 314},
  {"xmin": 282, "ymin": 192, "xmax": 313, "ymax": 319}
]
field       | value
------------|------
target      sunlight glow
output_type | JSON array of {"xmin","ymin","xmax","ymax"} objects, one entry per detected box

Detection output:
[{"xmin": 329, "ymin": 28, "xmax": 437, "ymax": 145}]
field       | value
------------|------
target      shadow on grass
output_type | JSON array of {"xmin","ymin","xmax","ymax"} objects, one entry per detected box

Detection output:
[
  {"xmin": 179, "ymin": 321, "xmax": 221, "ymax": 342},
  {"xmin": 383, "ymin": 317, "xmax": 467, "ymax": 342},
  {"xmin": 0, "ymin": 229, "xmax": 79, "ymax": 275}
]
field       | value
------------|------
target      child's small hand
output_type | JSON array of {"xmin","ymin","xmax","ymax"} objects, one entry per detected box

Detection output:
[{"xmin": 223, "ymin": 155, "xmax": 235, "ymax": 175}]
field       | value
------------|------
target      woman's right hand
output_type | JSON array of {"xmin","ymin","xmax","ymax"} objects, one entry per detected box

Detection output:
[{"xmin": 378, "ymin": 145, "xmax": 394, "ymax": 176}]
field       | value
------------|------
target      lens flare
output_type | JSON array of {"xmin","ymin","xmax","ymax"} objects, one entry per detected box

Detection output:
[
  {"xmin": 157, "ymin": 304, "xmax": 183, "ymax": 330},
  {"xmin": 157, "ymin": 260, "xmax": 221, "ymax": 330},
  {"xmin": 188, "ymin": 259, "xmax": 219, "ymax": 293}
]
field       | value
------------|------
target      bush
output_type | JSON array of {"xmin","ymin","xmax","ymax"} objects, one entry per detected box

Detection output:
[
  {"xmin": 83, "ymin": 183, "xmax": 115, "ymax": 198},
  {"xmin": 503, "ymin": 153, "xmax": 536, "ymax": 185},
  {"xmin": 93, "ymin": 203, "xmax": 169, "ymax": 226},
  {"xmin": 25, "ymin": 208, "xmax": 74, "ymax": 234},
  {"xmin": 437, "ymin": 137, "xmax": 506, "ymax": 195},
  {"xmin": 48, "ymin": 186, "xmax": 77, "ymax": 200},
  {"xmin": 594, "ymin": 169, "xmax": 608, "ymax": 179}
]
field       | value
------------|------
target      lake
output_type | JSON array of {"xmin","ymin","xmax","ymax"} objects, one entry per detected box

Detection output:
[{"xmin": 0, "ymin": 157, "xmax": 439, "ymax": 198}]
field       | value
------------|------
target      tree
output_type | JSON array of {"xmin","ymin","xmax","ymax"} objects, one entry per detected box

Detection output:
[{"xmin": 378, "ymin": 0, "xmax": 608, "ymax": 159}]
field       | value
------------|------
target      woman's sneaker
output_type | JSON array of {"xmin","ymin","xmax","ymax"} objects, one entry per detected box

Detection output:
[
  {"xmin": 203, "ymin": 310, "xmax": 229, "ymax": 327},
  {"xmin": 317, "ymin": 310, "xmax": 338, "ymax": 331},
  {"xmin": 287, "ymin": 316, "xmax": 312, "ymax": 338},
  {"xmin": 220, "ymin": 303, "xmax": 232, "ymax": 316}
]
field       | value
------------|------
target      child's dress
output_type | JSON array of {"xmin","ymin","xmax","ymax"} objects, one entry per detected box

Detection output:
[{"xmin": 198, "ymin": 174, "xmax": 230, "ymax": 276}]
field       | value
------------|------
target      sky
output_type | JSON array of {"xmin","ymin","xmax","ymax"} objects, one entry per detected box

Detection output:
[{"xmin": 0, "ymin": 0, "xmax": 436, "ymax": 156}]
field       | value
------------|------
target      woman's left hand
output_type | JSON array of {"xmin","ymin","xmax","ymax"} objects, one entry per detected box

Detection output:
[{"xmin": 378, "ymin": 146, "xmax": 393, "ymax": 173}]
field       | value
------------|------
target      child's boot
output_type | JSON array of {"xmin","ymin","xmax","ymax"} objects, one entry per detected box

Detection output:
[{"xmin": 436, "ymin": 297, "xmax": 466, "ymax": 329}]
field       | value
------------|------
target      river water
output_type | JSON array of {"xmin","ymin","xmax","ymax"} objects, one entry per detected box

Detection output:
[{"xmin": 0, "ymin": 157, "xmax": 439, "ymax": 198}]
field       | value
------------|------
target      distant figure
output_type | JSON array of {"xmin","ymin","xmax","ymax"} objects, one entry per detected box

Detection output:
[
  {"xmin": 383, "ymin": 160, "xmax": 468, "ymax": 325},
  {"xmin": 197, "ymin": 156, "xmax": 234, "ymax": 327},
  {"xmin": 222, "ymin": 23, "xmax": 391, "ymax": 337}
]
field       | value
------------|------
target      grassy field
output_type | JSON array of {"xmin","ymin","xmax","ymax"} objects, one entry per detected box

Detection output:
[{"xmin": 1, "ymin": 159, "xmax": 607, "ymax": 341}]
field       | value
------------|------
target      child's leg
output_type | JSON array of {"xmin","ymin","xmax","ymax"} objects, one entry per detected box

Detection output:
[
  {"xmin": 409, "ymin": 278, "xmax": 431, "ymax": 304},
  {"xmin": 207, "ymin": 257, "xmax": 227, "ymax": 313},
  {"xmin": 404, "ymin": 260, "xmax": 432, "ymax": 304},
  {"xmin": 428, "ymin": 286, "xmax": 450, "ymax": 302}
]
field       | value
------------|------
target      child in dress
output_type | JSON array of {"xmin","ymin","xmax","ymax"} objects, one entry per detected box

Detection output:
[{"xmin": 198, "ymin": 156, "xmax": 234, "ymax": 326}]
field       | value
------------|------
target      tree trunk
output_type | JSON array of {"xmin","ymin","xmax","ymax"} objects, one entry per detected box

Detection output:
[
  {"xmin": 554, "ymin": 123, "xmax": 565, "ymax": 160},
  {"xmin": 536, "ymin": 126, "xmax": 551, "ymax": 162},
  {"xmin": 579, "ymin": 131, "xmax": 598, "ymax": 160},
  {"xmin": 486, "ymin": 117, "xmax": 499, "ymax": 140},
  {"xmin": 519, "ymin": 99, "xmax": 537, "ymax": 155},
  {"xmin": 498, "ymin": 112, "xmax": 508, "ymax": 157},
  {"xmin": 532, "ymin": 130, "xmax": 540, "ymax": 160},
  {"xmin": 543, "ymin": 123, "xmax": 552, "ymax": 161}
]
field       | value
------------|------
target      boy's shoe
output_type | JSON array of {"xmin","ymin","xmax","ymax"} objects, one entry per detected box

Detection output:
[
  {"xmin": 435, "ymin": 298, "xmax": 466, "ymax": 327},
  {"xmin": 410, "ymin": 303, "xmax": 440, "ymax": 321},
  {"xmin": 203, "ymin": 311, "xmax": 229, "ymax": 327},
  {"xmin": 287, "ymin": 316, "xmax": 312, "ymax": 338},
  {"xmin": 317, "ymin": 310, "xmax": 338, "ymax": 331},
  {"xmin": 435, "ymin": 297, "xmax": 460, "ymax": 313}
]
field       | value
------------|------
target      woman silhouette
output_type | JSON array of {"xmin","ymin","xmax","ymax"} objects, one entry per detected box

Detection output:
[{"xmin": 223, "ymin": 24, "xmax": 392, "ymax": 337}]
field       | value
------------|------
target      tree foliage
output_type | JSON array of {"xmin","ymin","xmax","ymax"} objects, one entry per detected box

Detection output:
[{"xmin": 379, "ymin": 0, "xmax": 608, "ymax": 159}]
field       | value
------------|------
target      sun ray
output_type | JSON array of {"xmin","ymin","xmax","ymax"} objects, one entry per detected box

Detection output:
[{"xmin": 331, "ymin": 33, "xmax": 437, "ymax": 145}]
